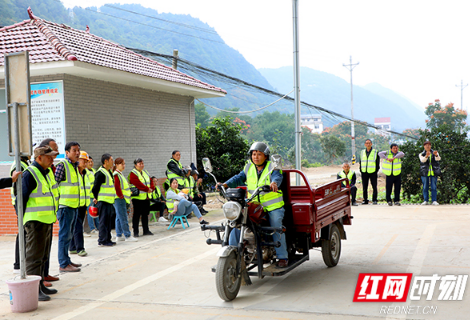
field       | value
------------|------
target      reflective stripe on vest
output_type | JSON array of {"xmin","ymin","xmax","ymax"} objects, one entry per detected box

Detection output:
[
  {"xmin": 58, "ymin": 160, "xmax": 83, "ymax": 208},
  {"xmin": 360, "ymin": 149, "xmax": 378, "ymax": 173},
  {"xmin": 97, "ymin": 167, "xmax": 116, "ymax": 204},
  {"xmin": 10, "ymin": 161, "xmax": 29, "ymax": 206},
  {"xmin": 381, "ymin": 151, "xmax": 402, "ymax": 176},
  {"xmin": 114, "ymin": 171, "xmax": 131, "ymax": 204},
  {"xmin": 24, "ymin": 166, "xmax": 57, "ymax": 224},
  {"xmin": 80, "ymin": 172, "xmax": 91, "ymax": 207},
  {"xmin": 189, "ymin": 176, "xmax": 196, "ymax": 197},
  {"xmin": 86, "ymin": 168, "xmax": 95, "ymax": 199},
  {"xmin": 165, "ymin": 159, "xmax": 184, "ymax": 188},
  {"xmin": 245, "ymin": 160, "xmax": 284, "ymax": 212},
  {"xmin": 130, "ymin": 169, "xmax": 151, "ymax": 200},
  {"xmin": 338, "ymin": 170, "xmax": 354, "ymax": 184},
  {"xmin": 48, "ymin": 170, "xmax": 60, "ymax": 211}
]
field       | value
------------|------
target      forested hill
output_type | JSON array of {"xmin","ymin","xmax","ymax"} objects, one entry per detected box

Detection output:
[
  {"xmin": 259, "ymin": 66, "xmax": 426, "ymax": 131},
  {"xmin": 0, "ymin": 0, "xmax": 275, "ymax": 111}
]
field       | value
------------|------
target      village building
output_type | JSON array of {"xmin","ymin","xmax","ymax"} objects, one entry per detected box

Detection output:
[
  {"xmin": 374, "ymin": 117, "xmax": 392, "ymax": 136},
  {"xmin": 0, "ymin": 10, "xmax": 225, "ymax": 235},
  {"xmin": 301, "ymin": 114, "xmax": 323, "ymax": 134}
]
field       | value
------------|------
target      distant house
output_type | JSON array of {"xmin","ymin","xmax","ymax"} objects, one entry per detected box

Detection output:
[
  {"xmin": 0, "ymin": 10, "xmax": 225, "ymax": 235},
  {"xmin": 301, "ymin": 114, "xmax": 323, "ymax": 134},
  {"xmin": 374, "ymin": 117, "xmax": 392, "ymax": 136}
]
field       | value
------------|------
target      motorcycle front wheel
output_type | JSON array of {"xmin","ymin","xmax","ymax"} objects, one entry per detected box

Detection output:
[{"xmin": 215, "ymin": 251, "xmax": 241, "ymax": 301}]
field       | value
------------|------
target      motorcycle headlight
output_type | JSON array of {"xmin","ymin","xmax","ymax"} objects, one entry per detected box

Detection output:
[{"xmin": 223, "ymin": 201, "xmax": 242, "ymax": 221}]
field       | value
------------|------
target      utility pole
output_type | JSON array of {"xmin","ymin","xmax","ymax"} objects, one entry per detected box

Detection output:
[
  {"xmin": 455, "ymin": 79, "xmax": 468, "ymax": 112},
  {"xmin": 292, "ymin": 0, "xmax": 301, "ymax": 184},
  {"xmin": 343, "ymin": 56, "xmax": 359, "ymax": 164}
]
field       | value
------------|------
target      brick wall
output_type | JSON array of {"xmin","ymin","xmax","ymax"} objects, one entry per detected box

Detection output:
[{"xmin": 0, "ymin": 73, "xmax": 198, "ymax": 235}]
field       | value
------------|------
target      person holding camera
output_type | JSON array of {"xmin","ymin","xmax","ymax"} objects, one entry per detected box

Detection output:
[{"xmin": 419, "ymin": 140, "xmax": 441, "ymax": 205}]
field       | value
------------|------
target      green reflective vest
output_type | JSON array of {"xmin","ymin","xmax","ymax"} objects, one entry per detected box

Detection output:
[
  {"xmin": 244, "ymin": 160, "xmax": 284, "ymax": 212},
  {"xmin": 338, "ymin": 170, "xmax": 355, "ymax": 185},
  {"xmin": 24, "ymin": 166, "xmax": 57, "ymax": 225},
  {"xmin": 360, "ymin": 149, "xmax": 378, "ymax": 174},
  {"xmin": 97, "ymin": 167, "xmax": 116, "ymax": 204},
  {"xmin": 10, "ymin": 160, "xmax": 29, "ymax": 206},
  {"xmin": 381, "ymin": 151, "xmax": 402, "ymax": 176},
  {"xmin": 165, "ymin": 159, "xmax": 184, "ymax": 188},
  {"xmin": 48, "ymin": 169, "xmax": 60, "ymax": 211},
  {"xmin": 150, "ymin": 185, "xmax": 162, "ymax": 201},
  {"xmin": 80, "ymin": 171, "xmax": 91, "ymax": 207},
  {"xmin": 130, "ymin": 169, "xmax": 151, "ymax": 200},
  {"xmin": 58, "ymin": 160, "xmax": 84, "ymax": 208},
  {"xmin": 114, "ymin": 170, "xmax": 131, "ymax": 204},
  {"xmin": 86, "ymin": 168, "xmax": 96, "ymax": 200}
]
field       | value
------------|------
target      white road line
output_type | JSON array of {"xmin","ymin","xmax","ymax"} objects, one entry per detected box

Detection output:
[{"xmin": 51, "ymin": 246, "xmax": 219, "ymax": 320}]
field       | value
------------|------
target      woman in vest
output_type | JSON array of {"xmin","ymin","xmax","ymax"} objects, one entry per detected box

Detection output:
[
  {"xmin": 166, "ymin": 178, "xmax": 209, "ymax": 225},
  {"xmin": 149, "ymin": 176, "xmax": 169, "ymax": 223},
  {"xmin": 419, "ymin": 141, "xmax": 441, "ymax": 205},
  {"xmin": 164, "ymin": 150, "xmax": 185, "ymax": 191},
  {"xmin": 128, "ymin": 158, "xmax": 154, "ymax": 237},
  {"xmin": 218, "ymin": 142, "xmax": 289, "ymax": 268},
  {"xmin": 113, "ymin": 158, "xmax": 138, "ymax": 242}
]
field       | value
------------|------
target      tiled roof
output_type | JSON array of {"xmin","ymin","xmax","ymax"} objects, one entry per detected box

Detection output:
[{"xmin": 0, "ymin": 15, "xmax": 225, "ymax": 94}]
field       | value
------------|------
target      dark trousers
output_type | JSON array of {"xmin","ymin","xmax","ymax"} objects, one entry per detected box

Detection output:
[
  {"xmin": 350, "ymin": 185, "xmax": 357, "ymax": 202},
  {"xmin": 361, "ymin": 172, "xmax": 378, "ymax": 202},
  {"xmin": 70, "ymin": 206, "xmax": 86, "ymax": 252},
  {"xmin": 13, "ymin": 205, "xmax": 26, "ymax": 270},
  {"xmin": 132, "ymin": 199, "xmax": 150, "ymax": 235},
  {"xmin": 44, "ymin": 226, "xmax": 53, "ymax": 276},
  {"xmin": 196, "ymin": 192, "xmax": 206, "ymax": 205},
  {"xmin": 98, "ymin": 201, "xmax": 115, "ymax": 245},
  {"xmin": 386, "ymin": 175, "xmax": 401, "ymax": 202},
  {"xmin": 24, "ymin": 221, "xmax": 52, "ymax": 278},
  {"xmin": 150, "ymin": 202, "xmax": 166, "ymax": 217}
]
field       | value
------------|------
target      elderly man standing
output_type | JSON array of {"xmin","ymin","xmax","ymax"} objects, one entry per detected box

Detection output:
[
  {"xmin": 379, "ymin": 144, "xmax": 405, "ymax": 206},
  {"xmin": 55, "ymin": 142, "xmax": 83, "ymax": 273},
  {"xmin": 337, "ymin": 162, "xmax": 358, "ymax": 206},
  {"xmin": 21, "ymin": 146, "xmax": 59, "ymax": 301},
  {"xmin": 359, "ymin": 139, "xmax": 380, "ymax": 205},
  {"xmin": 419, "ymin": 141, "xmax": 441, "ymax": 205}
]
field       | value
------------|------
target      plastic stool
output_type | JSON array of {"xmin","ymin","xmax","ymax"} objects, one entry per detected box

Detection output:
[
  {"xmin": 167, "ymin": 215, "xmax": 190, "ymax": 229},
  {"xmin": 149, "ymin": 211, "xmax": 158, "ymax": 222}
]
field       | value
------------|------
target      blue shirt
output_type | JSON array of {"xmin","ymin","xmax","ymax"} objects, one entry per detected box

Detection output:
[{"xmin": 225, "ymin": 163, "xmax": 283, "ymax": 188}]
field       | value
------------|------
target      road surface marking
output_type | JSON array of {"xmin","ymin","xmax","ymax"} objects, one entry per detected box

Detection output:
[{"xmin": 373, "ymin": 234, "xmax": 398, "ymax": 264}]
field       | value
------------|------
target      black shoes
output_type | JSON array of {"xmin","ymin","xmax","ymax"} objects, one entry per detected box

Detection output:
[
  {"xmin": 372, "ymin": 201, "xmax": 378, "ymax": 205},
  {"xmin": 40, "ymin": 283, "xmax": 57, "ymax": 295},
  {"xmin": 362, "ymin": 200, "xmax": 369, "ymax": 205},
  {"xmin": 388, "ymin": 202, "xmax": 393, "ymax": 206},
  {"xmin": 199, "ymin": 220, "xmax": 209, "ymax": 225},
  {"xmin": 351, "ymin": 201, "xmax": 358, "ymax": 206},
  {"xmin": 394, "ymin": 202, "xmax": 401, "ymax": 206},
  {"xmin": 38, "ymin": 290, "xmax": 51, "ymax": 301},
  {"xmin": 143, "ymin": 231, "xmax": 154, "ymax": 236}
]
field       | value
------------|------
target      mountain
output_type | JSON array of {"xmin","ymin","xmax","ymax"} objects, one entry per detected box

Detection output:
[
  {"xmin": 0, "ymin": 0, "xmax": 275, "ymax": 113},
  {"xmin": 259, "ymin": 66, "xmax": 426, "ymax": 131}
]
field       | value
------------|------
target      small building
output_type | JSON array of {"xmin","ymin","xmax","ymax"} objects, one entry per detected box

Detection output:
[
  {"xmin": 301, "ymin": 114, "xmax": 323, "ymax": 134},
  {"xmin": 374, "ymin": 117, "xmax": 392, "ymax": 136},
  {"xmin": 0, "ymin": 10, "xmax": 225, "ymax": 235}
]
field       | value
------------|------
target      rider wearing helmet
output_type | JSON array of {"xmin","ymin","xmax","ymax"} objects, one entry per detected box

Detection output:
[{"xmin": 218, "ymin": 142, "xmax": 288, "ymax": 268}]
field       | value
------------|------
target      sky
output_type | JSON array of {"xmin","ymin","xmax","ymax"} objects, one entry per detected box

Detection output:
[{"xmin": 61, "ymin": 0, "xmax": 470, "ymax": 112}]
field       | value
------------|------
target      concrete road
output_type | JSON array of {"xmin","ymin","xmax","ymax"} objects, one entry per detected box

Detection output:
[{"xmin": 0, "ymin": 205, "xmax": 469, "ymax": 320}]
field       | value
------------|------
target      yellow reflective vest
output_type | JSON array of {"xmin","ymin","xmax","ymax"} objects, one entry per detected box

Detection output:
[
  {"xmin": 10, "ymin": 160, "xmax": 29, "ymax": 206},
  {"xmin": 24, "ymin": 166, "xmax": 57, "ymax": 225},
  {"xmin": 97, "ymin": 167, "xmax": 116, "ymax": 204},
  {"xmin": 165, "ymin": 159, "xmax": 184, "ymax": 189},
  {"xmin": 58, "ymin": 160, "xmax": 84, "ymax": 208},
  {"xmin": 360, "ymin": 149, "xmax": 378, "ymax": 174},
  {"xmin": 381, "ymin": 151, "xmax": 402, "ymax": 176},
  {"xmin": 165, "ymin": 188, "xmax": 178, "ymax": 212},
  {"xmin": 338, "ymin": 170, "xmax": 355, "ymax": 185},
  {"xmin": 244, "ymin": 160, "xmax": 284, "ymax": 212},
  {"xmin": 114, "ymin": 170, "xmax": 131, "ymax": 204},
  {"xmin": 86, "ymin": 168, "xmax": 95, "ymax": 200},
  {"xmin": 129, "ymin": 169, "xmax": 151, "ymax": 201}
]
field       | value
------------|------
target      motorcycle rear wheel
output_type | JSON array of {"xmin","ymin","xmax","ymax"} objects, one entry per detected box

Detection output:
[{"xmin": 215, "ymin": 251, "xmax": 241, "ymax": 301}]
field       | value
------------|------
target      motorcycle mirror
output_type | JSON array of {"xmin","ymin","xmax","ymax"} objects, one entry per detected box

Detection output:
[
  {"xmin": 271, "ymin": 154, "xmax": 282, "ymax": 170},
  {"xmin": 202, "ymin": 158, "xmax": 213, "ymax": 173}
]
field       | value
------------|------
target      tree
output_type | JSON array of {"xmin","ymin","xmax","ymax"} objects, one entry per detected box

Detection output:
[
  {"xmin": 402, "ymin": 128, "xmax": 421, "ymax": 140},
  {"xmin": 320, "ymin": 135, "xmax": 346, "ymax": 164},
  {"xmin": 195, "ymin": 102, "xmax": 211, "ymax": 127},
  {"xmin": 425, "ymin": 99, "xmax": 468, "ymax": 132},
  {"xmin": 195, "ymin": 117, "xmax": 249, "ymax": 184}
]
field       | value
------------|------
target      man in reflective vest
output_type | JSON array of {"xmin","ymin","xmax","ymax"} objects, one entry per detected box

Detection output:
[
  {"xmin": 337, "ymin": 162, "xmax": 357, "ymax": 206},
  {"xmin": 419, "ymin": 140, "xmax": 441, "ymax": 205},
  {"xmin": 21, "ymin": 146, "xmax": 59, "ymax": 301},
  {"xmin": 219, "ymin": 142, "xmax": 289, "ymax": 268},
  {"xmin": 55, "ymin": 142, "xmax": 83, "ymax": 273},
  {"xmin": 359, "ymin": 139, "xmax": 380, "ymax": 205},
  {"xmin": 164, "ymin": 150, "xmax": 185, "ymax": 191},
  {"xmin": 379, "ymin": 144, "xmax": 405, "ymax": 206},
  {"xmin": 92, "ymin": 153, "xmax": 116, "ymax": 246}
]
